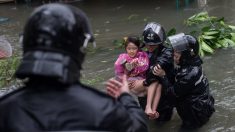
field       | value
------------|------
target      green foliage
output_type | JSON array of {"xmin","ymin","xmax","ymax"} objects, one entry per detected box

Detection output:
[
  {"xmin": 0, "ymin": 55, "xmax": 21, "ymax": 87},
  {"xmin": 112, "ymin": 39, "xmax": 126, "ymax": 49},
  {"xmin": 185, "ymin": 11, "xmax": 235, "ymax": 56},
  {"xmin": 185, "ymin": 12, "xmax": 217, "ymax": 26},
  {"xmin": 167, "ymin": 28, "xmax": 177, "ymax": 37}
]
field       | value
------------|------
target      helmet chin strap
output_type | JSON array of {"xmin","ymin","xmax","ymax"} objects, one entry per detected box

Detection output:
[
  {"xmin": 19, "ymin": 33, "xmax": 23, "ymax": 46},
  {"xmin": 83, "ymin": 33, "xmax": 96, "ymax": 48}
]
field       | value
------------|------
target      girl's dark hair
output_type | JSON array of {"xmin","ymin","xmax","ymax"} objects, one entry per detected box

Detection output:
[{"xmin": 124, "ymin": 36, "xmax": 141, "ymax": 49}]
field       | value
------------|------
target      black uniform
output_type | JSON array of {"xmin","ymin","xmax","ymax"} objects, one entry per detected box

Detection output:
[
  {"xmin": 0, "ymin": 81, "xmax": 148, "ymax": 132},
  {"xmin": 162, "ymin": 56, "xmax": 215, "ymax": 128},
  {"xmin": 139, "ymin": 45, "xmax": 175, "ymax": 121}
]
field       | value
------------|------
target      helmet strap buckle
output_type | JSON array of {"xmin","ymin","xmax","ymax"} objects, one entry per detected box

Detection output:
[
  {"xmin": 190, "ymin": 49, "xmax": 195, "ymax": 56},
  {"xmin": 83, "ymin": 33, "xmax": 96, "ymax": 48},
  {"xmin": 83, "ymin": 33, "xmax": 91, "ymax": 48}
]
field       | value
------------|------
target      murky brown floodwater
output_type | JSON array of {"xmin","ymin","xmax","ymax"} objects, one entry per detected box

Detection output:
[{"xmin": 1, "ymin": 0, "xmax": 235, "ymax": 131}]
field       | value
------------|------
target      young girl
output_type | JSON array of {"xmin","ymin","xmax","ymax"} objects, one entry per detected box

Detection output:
[
  {"xmin": 114, "ymin": 36, "xmax": 149, "ymax": 82},
  {"xmin": 114, "ymin": 36, "xmax": 161, "ymax": 119}
]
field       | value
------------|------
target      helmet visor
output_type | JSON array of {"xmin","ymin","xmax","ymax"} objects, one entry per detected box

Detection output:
[
  {"xmin": 167, "ymin": 33, "xmax": 188, "ymax": 52},
  {"xmin": 144, "ymin": 22, "xmax": 161, "ymax": 35}
]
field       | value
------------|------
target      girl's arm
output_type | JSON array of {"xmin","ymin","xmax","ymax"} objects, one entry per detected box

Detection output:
[{"xmin": 114, "ymin": 54, "xmax": 127, "ymax": 78}]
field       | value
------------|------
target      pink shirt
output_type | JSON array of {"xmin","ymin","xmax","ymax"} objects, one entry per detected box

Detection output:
[{"xmin": 114, "ymin": 51, "xmax": 149, "ymax": 80}]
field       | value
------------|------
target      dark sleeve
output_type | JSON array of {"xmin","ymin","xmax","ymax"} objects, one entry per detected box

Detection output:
[
  {"xmin": 0, "ymin": 104, "xmax": 6, "ymax": 131},
  {"xmin": 156, "ymin": 48, "xmax": 173, "ymax": 71},
  {"xmin": 161, "ymin": 67, "xmax": 200, "ymax": 97},
  {"xmin": 101, "ymin": 93, "xmax": 148, "ymax": 132}
]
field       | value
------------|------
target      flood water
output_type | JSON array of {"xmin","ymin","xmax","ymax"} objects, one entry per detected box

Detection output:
[{"xmin": 0, "ymin": 0, "xmax": 235, "ymax": 131}]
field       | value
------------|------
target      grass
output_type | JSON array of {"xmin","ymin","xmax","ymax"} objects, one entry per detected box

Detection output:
[{"xmin": 0, "ymin": 55, "xmax": 21, "ymax": 88}]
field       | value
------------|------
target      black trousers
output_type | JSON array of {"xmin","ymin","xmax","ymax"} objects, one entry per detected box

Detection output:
[{"xmin": 176, "ymin": 100, "xmax": 212, "ymax": 129}]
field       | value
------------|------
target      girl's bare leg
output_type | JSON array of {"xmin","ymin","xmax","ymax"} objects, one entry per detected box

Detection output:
[
  {"xmin": 151, "ymin": 84, "xmax": 162, "ymax": 119},
  {"xmin": 145, "ymin": 82, "xmax": 158, "ymax": 116}
]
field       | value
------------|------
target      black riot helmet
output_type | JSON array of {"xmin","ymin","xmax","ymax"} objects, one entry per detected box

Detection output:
[
  {"xmin": 142, "ymin": 22, "xmax": 166, "ymax": 45},
  {"xmin": 184, "ymin": 35, "xmax": 199, "ymax": 56},
  {"xmin": 167, "ymin": 33, "xmax": 200, "ymax": 65},
  {"xmin": 15, "ymin": 4, "xmax": 95, "ymax": 84}
]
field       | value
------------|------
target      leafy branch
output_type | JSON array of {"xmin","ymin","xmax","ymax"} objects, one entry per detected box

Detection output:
[{"xmin": 185, "ymin": 12, "xmax": 235, "ymax": 56}]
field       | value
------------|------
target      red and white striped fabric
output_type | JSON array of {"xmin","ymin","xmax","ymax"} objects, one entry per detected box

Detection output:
[
  {"xmin": 0, "ymin": 35, "xmax": 12, "ymax": 59},
  {"xmin": 0, "ymin": 51, "xmax": 7, "ymax": 58}
]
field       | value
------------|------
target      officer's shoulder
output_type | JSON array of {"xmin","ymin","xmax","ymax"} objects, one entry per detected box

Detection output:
[
  {"xmin": 191, "ymin": 66, "xmax": 201, "ymax": 75},
  {"xmin": 161, "ymin": 46, "xmax": 173, "ymax": 54},
  {"xmin": 0, "ymin": 86, "xmax": 25, "ymax": 103},
  {"xmin": 184, "ymin": 66, "xmax": 201, "ymax": 79}
]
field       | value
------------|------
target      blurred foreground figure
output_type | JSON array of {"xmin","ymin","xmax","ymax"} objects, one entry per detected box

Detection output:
[{"xmin": 0, "ymin": 3, "xmax": 148, "ymax": 132}]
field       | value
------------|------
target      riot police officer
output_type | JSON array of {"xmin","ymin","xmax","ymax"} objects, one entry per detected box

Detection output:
[
  {"xmin": 130, "ymin": 22, "xmax": 175, "ymax": 121},
  {"xmin": 0, "ymin": 4, "xmax": 148, "ymax": 132},
  {"xmin": 154, "ymin": 33, "xmax": 215, "ymax": 129}
]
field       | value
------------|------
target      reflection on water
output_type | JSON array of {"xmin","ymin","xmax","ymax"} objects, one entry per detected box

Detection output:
[
  {"xmin": 197, "ymin": 0, "xmax": 208, "ymax": 8},
  {"xmin": 0, "ymin": 0, "xmax": 235, "ymax": 131}
]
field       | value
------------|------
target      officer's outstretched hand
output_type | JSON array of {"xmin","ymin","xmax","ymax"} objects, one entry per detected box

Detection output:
[{"xmin": 106, "ymin": 75, "xmax": 130, "ymax": 98}]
